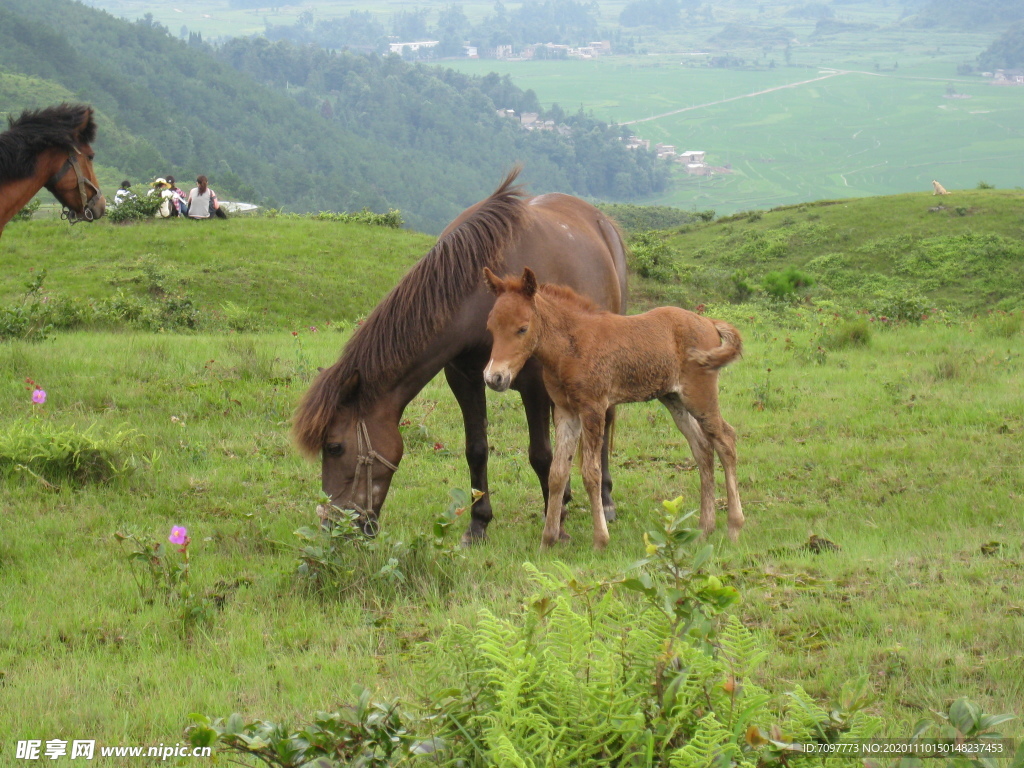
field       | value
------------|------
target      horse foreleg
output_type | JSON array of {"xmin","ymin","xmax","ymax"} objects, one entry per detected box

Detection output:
[
  {"xmin": 445, "ymin": 363, "xmax": 492, "ymax": 544},
  {"xmin": 544, "ymin": 408, "xmax": 580, "ymax": 548},
  {"xmin": 581, "ymin": 410, "xmax": 610, "ymax": 550},
  {"xmin": 659, "ymin": 394, "xmax": 717, "ymax": 537}
]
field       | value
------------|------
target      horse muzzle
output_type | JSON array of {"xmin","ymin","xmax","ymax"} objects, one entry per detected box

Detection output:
[
  {"xmin": 316, "ymin": 503, "xmax": 380, "ymax": 537},
  {"xmin": 483, "ymin": 365, "xmax": 513, "ymax": 392}
]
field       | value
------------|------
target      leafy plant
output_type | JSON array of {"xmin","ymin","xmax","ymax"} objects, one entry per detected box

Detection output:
[
  {"xmin": 294, "ymin": 488, "xmax": 473, "ymax": 600},
  {"xmin": 630, "ymin": 230, "xmax": 680, "ymax": 281},
  {"xmin": 872, "ymin": 291, "xmax": 930, "ymax": 324},
  {"xmin": 822, "ymin": 318, "xmax": 871, "ymax": 349},
  {"xmin": 762, "ymin": 266, "xmax": 814, "ymax": 301},
  {"xmin": 114, "ymin": 526, "xmax": 220, "ymax": 637},
  {"xmin": 12, "ymin": 198, "xmax": 41, "ymax": 222},
  {"xmin": 188, "ymin": 686, "xmax": 437, "ymax": 767},
  {"xmin": 0, "ymin": 421, "xmax": 141, "ymax": 486},
  {"xmin": 106, "ymin": 192, "xmax": 164, "ymax": 223}
]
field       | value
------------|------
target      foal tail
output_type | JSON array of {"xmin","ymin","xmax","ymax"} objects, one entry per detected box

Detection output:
[{"xmin": 690, "ymin": 320, "xmax": 743, "ymax": 370}]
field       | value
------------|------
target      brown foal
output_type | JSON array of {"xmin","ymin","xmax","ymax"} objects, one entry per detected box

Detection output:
[{"xmin": 484, "ymin": 267, "xmax": 744, "ymax": 550}]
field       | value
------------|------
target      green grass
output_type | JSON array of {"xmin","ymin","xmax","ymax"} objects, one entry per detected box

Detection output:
[
  {"xmin": 2, "ymin": 213, "xmax": 1023, "ymax": 763},
  {"xmin": 1, "ymin": 315, "xmax": 1022, "ymax": 762},
  {"xmin": 0, "ymin": 217, "xmax": 433, "ymax": 331}
]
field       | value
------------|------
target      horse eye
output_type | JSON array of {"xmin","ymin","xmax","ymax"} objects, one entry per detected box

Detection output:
[
  {"xmin": 324, "ymin": 443, "xmax": 344, "ymax": 457},
  {"xmin": 517, "ymin": 325, "xmax": 528, "ymax": 335}
]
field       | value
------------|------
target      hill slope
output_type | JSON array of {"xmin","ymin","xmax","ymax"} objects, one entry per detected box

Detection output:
[
  {"xmin": 632, "ymin": 189, "xmax": 1024, "ymax": 314},
  {"xmin": 2, "ymin": 189, "xmax": 1022, "ymax": 340}
]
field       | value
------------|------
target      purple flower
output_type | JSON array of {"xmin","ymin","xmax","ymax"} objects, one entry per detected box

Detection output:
[
  {"xmin": 169, "ymin": 526, "xmax": 188, "ymax": 545},
  {"xmin": 31, "ymin": 388, "xmax": 46, "ymax": 404}
]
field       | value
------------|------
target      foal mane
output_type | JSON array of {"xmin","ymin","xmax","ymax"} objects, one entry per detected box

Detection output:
[
  {"xmin": 0, "ymin": 103, "xmax": 97, "ymax": 182},
  {"xmin": 538, "ymin": 283, "xmax": 603, "ymax": 314},
  {"xmin": 293, "ymin": 169, "xmax": 528, "ymax": 455}
]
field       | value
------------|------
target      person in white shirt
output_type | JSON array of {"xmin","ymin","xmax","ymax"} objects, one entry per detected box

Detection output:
[
  {"xmin": 113, "ymin": 180, "xmax": 135, "ymax": 206},
  {"xmin": 187, "ymin": 175, "xmax": 220, "ymax": 219}
]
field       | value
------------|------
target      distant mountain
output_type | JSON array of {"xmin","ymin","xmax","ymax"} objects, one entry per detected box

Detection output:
[{"xmin": 0, "ymin": 0, "xmax": 668, "ymax": 233}]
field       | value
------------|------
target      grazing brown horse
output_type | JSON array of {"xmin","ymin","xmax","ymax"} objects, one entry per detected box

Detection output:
[
  {"xmin": 483, "ymin": 267, "xmax": 744, "ymax": 550},
  {"xmin": 293, "ymin": 169, "xmax": 628, "ymax": 542},
  {"xmin": 0, "ymin": 103, "xmax": 105, "ymax": 236}
]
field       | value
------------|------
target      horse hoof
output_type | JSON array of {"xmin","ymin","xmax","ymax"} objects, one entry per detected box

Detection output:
[
  {"xmin": 460, "ymin": 529, "xmax": 487, "ymax": 547},
  {"xmin": 603, "ymin": 502, "xmax": 617, "ymax": 523},
  {"xmin": 559, "ymin": 531, "xmax": 571, "ymax": 542},
  {"xmin": 593, "ymin": 536, "xmax": 610, "ymax": 551}
]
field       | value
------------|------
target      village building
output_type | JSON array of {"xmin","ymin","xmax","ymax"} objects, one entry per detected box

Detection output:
[
  {"xmin": 992, "ymin": 69, "xmax": 1024, "ymax": 85},
  {"xmin": 388, "ymin": 40, "xmax": 439, "ymax": 55}
]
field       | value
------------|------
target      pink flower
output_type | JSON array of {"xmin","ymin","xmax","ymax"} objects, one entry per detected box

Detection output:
[
  {"xmin": 169, "ymin": 526, "xmax": 188, "ymax": 545},
  {"xmin": 31, "ymin": 388, "xmax": 46, "ymax": 404}
]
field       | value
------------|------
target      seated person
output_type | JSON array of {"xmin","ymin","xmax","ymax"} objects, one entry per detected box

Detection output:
[
  {"xmin": 166, "ymin": 176, "xmax": 188, "ymax": 217},
  {"xmin": 187, "ymin": 175, "xmax": 224, "ymax": 219},
  {"xmin": 113, "ymin": 180, "xmax": 135, "ymax": 205}
]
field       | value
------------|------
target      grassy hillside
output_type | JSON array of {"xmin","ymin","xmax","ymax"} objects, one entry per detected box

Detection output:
[
  {"xmin": 630, "ymin": 188, "xmax": 1024, "ymax": 313},
  {"xmin": 3, "ymin": 189, "xmax": 1021, "ymax": 343},
  {"xmin": 0, "ymin": 217, "xmax": 433, "ymax": 333}
]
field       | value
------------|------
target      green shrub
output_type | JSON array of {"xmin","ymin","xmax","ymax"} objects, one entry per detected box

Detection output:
[
  {"xmin": 872, "ymin": 291, "xmax": 929, "ymax": 324},
  {"xmin": 762, "ymin": 266, "xmax": 814, "ymax": 301},
  {"xmin": 628, "ymin": 230, "xmax": 679, "ymax": 281},
  {"xmin": 981, "ymin": 311, "xmax": 1023, "ymax": 338},
  {"xmin": 12, "ymin": 198, "xmax": 41, "ymax": 222},
  {"xmin": 106, "ymin": 193, "xmax": 164, "ymax": 223},
  {"xmin": 261, "ymin": 207, "xmax": 403, "ymax": 228}
]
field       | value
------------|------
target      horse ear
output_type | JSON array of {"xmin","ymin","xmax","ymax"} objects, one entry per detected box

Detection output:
[
  {"xmin": 337, "ymin": 371, "xmax": 360, "ymax": 403},
  {"xmin": 483, "ymin": 267, "xmax": 504, "ymax": 295},
  {"xmin": 521, "ymin": 268, "xmax": 538, "ymax": 299}
]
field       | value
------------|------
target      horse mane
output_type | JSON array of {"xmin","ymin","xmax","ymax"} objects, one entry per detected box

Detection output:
[
  {"xmin": 293, "ymin": 168, "xmax": 528, "ymax": 455},
  {"xmin": 0, "ymin": 103, "xmax": 97, "ymax": 182}
]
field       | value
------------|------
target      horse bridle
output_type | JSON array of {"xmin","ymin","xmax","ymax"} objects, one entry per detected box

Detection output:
[
  {"xmin": 46, "ymin": 146, "xmax": 102, "ymax": 223},
  {"xmin": 318, "ymin": 419, "xmax": 399, "ymax": 535}
]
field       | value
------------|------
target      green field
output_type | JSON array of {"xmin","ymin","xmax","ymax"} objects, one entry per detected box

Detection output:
[
  {"xmin": 442, "ymin": 52, "xmax": 1023, "ymax": 215},
  {"xmin": 1, "ymin": 212, "xmax": 1023, "ymax": 764}
]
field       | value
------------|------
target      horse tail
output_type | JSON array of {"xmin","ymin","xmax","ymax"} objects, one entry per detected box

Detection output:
[{"xmin": 690, "ymin": 320, "xmax": 743, "ymax": 370}]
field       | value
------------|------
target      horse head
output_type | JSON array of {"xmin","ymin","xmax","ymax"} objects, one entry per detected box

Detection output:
[
  {"xmin": 483, "ymin": 267, "xmax": 541, "ymax": 392},
  {"xmin": 297, "ymin": 370, "xmax": 404, "ymax": 536},
  {"xmin": 43, "ymin": 106, "xmax": 105, "ymax": 223}
]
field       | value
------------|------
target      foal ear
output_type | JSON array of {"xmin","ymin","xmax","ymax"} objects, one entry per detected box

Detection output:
[
  {"xmin": 482, "ymin": 267, "xmax": 504, "ymax": 295},
  {"xmin": 521, "ymin": 267, "xmax": 538, "ymax": 299}
]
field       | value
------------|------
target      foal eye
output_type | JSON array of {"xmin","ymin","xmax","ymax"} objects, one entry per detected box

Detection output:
[
  {"xmin": 324, "ymin": 443, "xmax": 344, "ymax": 457},
  {"xmin": 517, "ymin": 325, "xmax": 528, "ymax": 335}
]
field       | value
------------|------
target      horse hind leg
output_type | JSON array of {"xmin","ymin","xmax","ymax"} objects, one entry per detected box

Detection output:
[{"xmin": 659, "ymin": 394, "xmax": 717, "ymax": 537}]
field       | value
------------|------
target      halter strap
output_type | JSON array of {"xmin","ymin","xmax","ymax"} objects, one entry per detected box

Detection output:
[
  {"xmin": 45, "ymin": 147, "xmax": 102, "ymax": 224},
  {"xmin": 318, "ymin": 419, "xmax": 399, "ymax": 533}
]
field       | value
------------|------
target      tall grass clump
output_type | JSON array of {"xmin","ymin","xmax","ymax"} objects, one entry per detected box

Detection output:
[
  {"xmin": 981, "ymin": 311, "xmax": 1023, "ymax": 339},
  {"xmin": 0, "ymin": 421, "xmax": 142, "ymax": 486},
  {"xmin": 822, "ymin": 317, "xmax": 871, "ymax": 349}
]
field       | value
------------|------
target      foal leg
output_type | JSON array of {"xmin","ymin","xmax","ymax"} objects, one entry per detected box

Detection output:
[
  {"xmin": 445, "ymin": 362, "xmax": 492, "ymax": 544},
  {"xmin": 659, "ymin": 394, "xmax": 717, "ymax": 537},
  {"xmin": 516, "ymin": 360, "xmax": 572, "ymax": 518},
  {"xmin": 600, "ymin": 406, "xmax": 617, "ymax": 523},
  {"xmin": 581, "ymin": 409, "xmax": 611, "ymax": 550},
  {"xmin": 543, "ymin": 407, "xmax": 581, "ymax": 548},
  {"xmin": 676, "ymin": 381, "xmax": 744, "ymax": 541}
]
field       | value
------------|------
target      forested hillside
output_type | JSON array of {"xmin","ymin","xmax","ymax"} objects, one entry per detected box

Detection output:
[
  {"xmin": 978, "ymin": 22, "xmax": 1024, "ymax": 69},
  {"xmin": 0, "ymin": 0, "xmax": 667, "ymax": 232}
]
